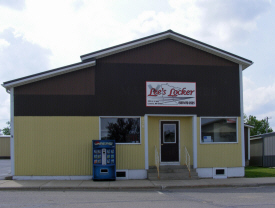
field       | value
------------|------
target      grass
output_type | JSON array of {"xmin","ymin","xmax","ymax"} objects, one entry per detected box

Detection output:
[{"xmin": 245, "ymin": 166, "xmax": 275, "ymax": 178}]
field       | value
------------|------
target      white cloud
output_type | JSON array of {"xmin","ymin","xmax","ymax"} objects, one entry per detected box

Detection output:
[
  {"xmin": 0, "ymin": 0, "xmax": 26, "ymax": 11},
  {"xmin": 244, "ymin": 76, "xmax": 275, "ymax": 130},
  {"xmin": 0, "ymin": 39, "xmax": 10, "ymax": 50}
]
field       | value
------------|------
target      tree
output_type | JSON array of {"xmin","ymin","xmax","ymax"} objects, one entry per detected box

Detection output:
[
  {"xmin": 0, "ymin": 121, "xmax": 11, "ymax": 135},
  {"xmin": 244, "ymin": 115, "xmax": 273, "ymax": 136},
  {"xmin": 107, "ymin": 118, "xmax": 140, "ymax": 143}
]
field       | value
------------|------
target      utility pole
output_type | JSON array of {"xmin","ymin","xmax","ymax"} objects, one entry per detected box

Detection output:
[{"xmin": 266, "ymin": 117, "xmax": 272, "ymax": 133}]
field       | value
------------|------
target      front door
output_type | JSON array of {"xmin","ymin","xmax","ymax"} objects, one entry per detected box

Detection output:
[{"xmin": 160, "ymin": 121, "xmax": 179, "ymax": 162}]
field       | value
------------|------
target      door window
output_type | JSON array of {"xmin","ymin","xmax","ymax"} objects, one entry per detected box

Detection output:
[{"xmin": 163, "ymin": 124, "xmax": 176, "ymax": 143}]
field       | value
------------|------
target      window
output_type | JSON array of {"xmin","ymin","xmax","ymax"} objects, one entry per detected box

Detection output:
[
  {"xmin": 201, "ymin": 118, "xmax": 237, "ymax": 143},
  {"xmin": 163, "ymin": 124, "xmax": 176, "ymax": 143},
  {"xmin": 100, "ymin": 117, "xmax": 140, "ymax": 144}
]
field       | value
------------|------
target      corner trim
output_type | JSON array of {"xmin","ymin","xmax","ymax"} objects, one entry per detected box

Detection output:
[
  {"xmin": 10, "ymin": 88, "xmax": 15, "ymax": 176},
  {"xmin": 239, "ymin": 64, "xmax": 245, "ymax": 167}
]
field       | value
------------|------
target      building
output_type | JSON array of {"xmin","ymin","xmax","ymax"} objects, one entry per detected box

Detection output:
[
  {"xmin": 0, "ymin": 135, "xmax": 10, "ymax": 159},
  {"xmin": 2, "ymin": 30, "xmax": 253, "ymax": 180},
  {"xmin": 250, "ymin": 132, "xmax": 275, "ymax": 167},
  {"xmin": 244, "ymin": 123, "xmax": 254, "ymax": 166}
]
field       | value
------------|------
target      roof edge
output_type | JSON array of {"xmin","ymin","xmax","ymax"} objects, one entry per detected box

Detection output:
[
  {"xmin": 80, "ymin": 30, "xmax": 253, "ymax": 69},
  {"xmin": 2, "ymin": 60, "xmax": 96, "ymax": 90}
]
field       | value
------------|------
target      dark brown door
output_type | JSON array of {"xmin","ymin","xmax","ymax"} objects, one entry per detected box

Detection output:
[{"xmin": 161, "ymin": 121, "xmax": 179, "ymax": 162}]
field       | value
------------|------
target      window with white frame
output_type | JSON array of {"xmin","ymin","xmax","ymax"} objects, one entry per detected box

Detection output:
[
  {"xmin": 201, "ymin": 118, "xmax": 237, "ymax": 143},
  {"xmin": 100, "ymin": 117, "xmax": 140, "ymax": 143}
]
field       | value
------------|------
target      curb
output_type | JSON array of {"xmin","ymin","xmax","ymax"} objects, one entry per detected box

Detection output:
[{"xmin": 1, "ymin": 183, "xmax": 275, "ymax": 191}]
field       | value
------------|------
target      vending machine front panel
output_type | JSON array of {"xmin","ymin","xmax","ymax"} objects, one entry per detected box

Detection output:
[{"xmin": 92, "ymin": 140, "xmax": 116, "ymax": 180}]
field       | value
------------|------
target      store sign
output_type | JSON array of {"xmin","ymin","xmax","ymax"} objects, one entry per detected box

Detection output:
[
  {"xmin": 94, "ymin": 141, "xmax": 114, "ymax": 146},
  {"xmin": 146, "ymin": 81, "xmax": 196, "ymax": 107}
]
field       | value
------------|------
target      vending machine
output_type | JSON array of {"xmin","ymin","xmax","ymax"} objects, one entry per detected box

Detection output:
[{"xmin": 92, "ymin": 140, "xmax": 116, "ymax": 181}]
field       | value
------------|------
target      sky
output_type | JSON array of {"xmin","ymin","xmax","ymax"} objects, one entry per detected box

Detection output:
[{"xmin": 0, "ymin": 0, "xmax": 275, "ymax": 132}]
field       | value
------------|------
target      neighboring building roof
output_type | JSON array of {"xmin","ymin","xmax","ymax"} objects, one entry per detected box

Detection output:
[
  {"xmin": 244, "ymin": 123, "xmax": 254, "ymax": 128},
  {"xmin": 2, "ymin": 29, "xmax": 253, "ymax": 91},
  {"xmin": 250, "ymin": 132, "xmax": 275, "ymax": 140}
]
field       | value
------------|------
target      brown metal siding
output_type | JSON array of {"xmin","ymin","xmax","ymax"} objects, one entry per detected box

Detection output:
[
  {"xmin": 15, "ymin": 63, "xmax": 240, "ymax": 116},
  {"xmin": 15, "ymin": 67, "xmax": 95, "ymax": 95},
  {"xmin": 101, "ymin": 39, "xmax": 237, "ymax": 66},
  {"xmin": 14, "ymin": 39, "xmax": 240, "ymax": 117}
]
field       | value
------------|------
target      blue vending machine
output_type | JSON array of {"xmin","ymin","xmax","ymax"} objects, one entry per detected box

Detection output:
[{"xmin": 92, "ymin": 140, "xmax": 116, "ymax": 181}]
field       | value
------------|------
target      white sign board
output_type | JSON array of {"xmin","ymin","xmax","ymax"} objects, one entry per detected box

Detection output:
[
  {"xmin": 203, "ymin": 136, "xmax": 212, "ymax": 142},
  {"xmin": 146, "ymin": 81, "xmax": 196, "ymax": 107}
]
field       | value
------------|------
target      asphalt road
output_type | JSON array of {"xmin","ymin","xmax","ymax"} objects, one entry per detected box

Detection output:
[{"xmin": 1, "ymin": 186, "xmax": 275, "ymax": 208}]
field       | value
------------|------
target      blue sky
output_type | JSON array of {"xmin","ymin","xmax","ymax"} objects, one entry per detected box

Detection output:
[{"xmin": 0, "ymin": 0, "xmax": 275, "ymax": 131}]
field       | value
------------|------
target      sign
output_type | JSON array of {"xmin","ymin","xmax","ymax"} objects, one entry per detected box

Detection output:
[
  {"xmin": 94, "ymin": 141, "xmax": 114, "ymax": 146},
  {"xmin": 203, "ymin": 136, "xmax": 212, "ymax": 142},
  {"xmin": 146, "ymin": 81, "xmax": 196, "ymax": 107}
]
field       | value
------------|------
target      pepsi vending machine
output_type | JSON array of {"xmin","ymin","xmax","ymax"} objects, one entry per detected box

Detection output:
[{"xmin": 92, "ymin": 140, "xmax": 116, "ymax": 181}]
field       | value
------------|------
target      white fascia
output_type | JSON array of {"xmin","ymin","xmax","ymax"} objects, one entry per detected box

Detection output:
[
  {"xmin": 81, "ymin": 32, "xmax": 252, "ymax": 69},
  {"xmin": 2, "ymin": 61, "xmax": 96, "ymax": 90},
  {"xmin": 170, "ymin": 33, "xmax": 252, "ymax": 68},
  {"xmin": 81, "ymin": 33, "xmax": 170, "ymax": 61}
]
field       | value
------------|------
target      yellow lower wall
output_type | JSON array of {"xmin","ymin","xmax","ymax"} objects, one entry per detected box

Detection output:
[
  {"xmin": 0, "ymin": 136, "xmax": 10, "ymax": 157},
  {"xmin": 14, "ymin": 117, "xmax": 144, "ymax": 176},
  {"xmin": 196, "ymin": 117, "xmax": 243, "ymax": 168},
  {"xmin": 14, "ymin": 116, "xmax": 243, "ymax": 175},
  {"xmin": 148, "ymin": 116, "xmax": 193, "ymax": 167}
]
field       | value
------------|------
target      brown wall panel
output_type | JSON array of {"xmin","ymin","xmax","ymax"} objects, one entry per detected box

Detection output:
[
  {"xmin": 15, "ymin": 67, "xmax": 95, "ymax": 95},
  {"xmin": 15, "ymin": 63, "xmax": 240, "ymax": 117},
  {"xmin": 101, "ymin": 39, "xmax": 237, "ymax": 67}
]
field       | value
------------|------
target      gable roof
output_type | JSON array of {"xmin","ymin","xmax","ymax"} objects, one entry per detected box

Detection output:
[
  {"xmin": 81, "ymin": 30, "xmax": 253, "ymax": 68},
  {"xmin": 2, "ymin": 30, "xmax": 253, "ymax": 91}
]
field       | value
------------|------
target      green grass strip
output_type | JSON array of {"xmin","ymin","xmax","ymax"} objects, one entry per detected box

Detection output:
[{"xmin": 245, "ymin": 166, "xmax": 275, "ymax": 178}]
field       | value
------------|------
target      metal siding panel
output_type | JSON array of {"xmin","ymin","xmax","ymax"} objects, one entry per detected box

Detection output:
[
  {"xmin": 264, "ymin": 136, "xmax": 275, "ymax": 156},
  {"xmin": 263, "ymin": 156, "xmax": 275, "ymax": 167},
  {"xmin": 148, "ymin": 116, "xmax": 193, "ymax": 167},
  {"xmin": 116, "ymin": 117, "xmax": 145, "ymax": 170},
  {"xmin": 14, "ymin": 116, "xmax": 145, "ymax": 176},
  {"xmin": 15, "ymin": 64, "xmax": 240, "ymax": 117},
  {"xmin": 14, "ymin": 117, "xmax": 99, "ymax": 176},
  {"xmin": 197, "ymin": 117, "xmax": 242, "ymax": 168},
  {"xmin": 244, "ymin": 127, "xmax": 248, "ymax": 160},
  {"xmin": 0, "ymin": 137, "xmax": 10, "ymax": 157},
  {"xmin": 101, "ymin": 39, "xmax": 236, "ymax": 66},
  {"xmin": 250, "ymin": 139, "xmax": 263, "ymax": 157},
  {"xmin": 15, "ymin": 67, "xmax": 95, "ymax": 95}
]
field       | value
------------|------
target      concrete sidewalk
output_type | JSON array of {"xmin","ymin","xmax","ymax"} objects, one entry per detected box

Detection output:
[{"xmin": 1, "ymin": 177, "xmax": 275, "ymax": 190}]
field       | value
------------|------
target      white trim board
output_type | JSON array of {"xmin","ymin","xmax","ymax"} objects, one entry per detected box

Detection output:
[
  {"xmin": 2, "ymin": 61, "xmax": 96, "ymax": 90},
  {"xmin": 81, "ymin": 30, "xmax": 253, "ymax": 69}
]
